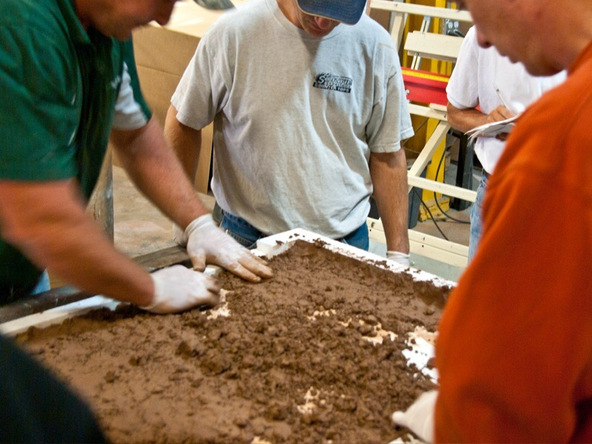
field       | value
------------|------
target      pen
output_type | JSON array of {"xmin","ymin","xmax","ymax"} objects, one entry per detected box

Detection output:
[{"xmin": 495, "ymin": 87, "xmax": 512, "ymax": 111}]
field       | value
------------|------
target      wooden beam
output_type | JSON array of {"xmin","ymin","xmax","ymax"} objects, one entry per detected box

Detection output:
[
  {"xmin": 371, "ymin": 1, "xmax": 473, "ymax": 23},
  {"xmin": 408, "ymin": 119, "xmax": 449, "ymax": 180},
  {"xmin": 405, "ymin": 31, "xmax": 464, "ymax": 63},
  {"xmin": 367, "ymin": 217, "xmax": 468, "ymax": 268},
  {"xmin": 0, "ymin": 246, "xmax": 188, "ymax": 323},
  {"xmin": 408, "ymin": 176, "xmax": 477, "ymax": 202}
]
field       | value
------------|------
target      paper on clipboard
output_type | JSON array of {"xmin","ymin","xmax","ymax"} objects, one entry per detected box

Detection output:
[{"xmin": 465, "ymin": 114, "xmax": 520, "ymax": 143}]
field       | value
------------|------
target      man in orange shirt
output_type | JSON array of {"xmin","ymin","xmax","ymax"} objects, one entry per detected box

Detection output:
[{"xmin": 393, "ymin": 0, "xmax": 592, "ymax": 441}]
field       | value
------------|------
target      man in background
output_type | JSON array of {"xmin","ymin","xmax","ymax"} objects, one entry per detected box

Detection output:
[
  {"xmin": 393, "ymin": 0, "xmax": 592, "ymax": 441},
  {"xmin": 165, "ymin": 0, "xmax": 414, "ymax": 265},
  {"xmin": 446, "ymin": 25, "xmax": 565, "ymax": 260}
]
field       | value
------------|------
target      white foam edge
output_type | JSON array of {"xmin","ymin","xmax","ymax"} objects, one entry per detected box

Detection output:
[{"xmin": 255, "ymin": 228, "xmax": 454, "ymax": 288}]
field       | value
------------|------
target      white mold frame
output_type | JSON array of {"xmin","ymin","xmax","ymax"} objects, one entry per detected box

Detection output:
[
  {"xmin": 0, "ymin": 229, "xmax": 454, "ymax": 336},
  {"xmin": 368, "ymin": 1, "xmax": 475, "ymax": 269}
]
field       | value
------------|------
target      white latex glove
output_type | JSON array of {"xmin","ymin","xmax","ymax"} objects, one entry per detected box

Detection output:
[
  {"xmin": 180, "ymin": 214, "xmax": 273, "ymax": 282},
  {"xmin": 173, "ymin": 222, "xmax": 187, "ymax": 246},
  {"xmin": 392, "ymin": 390, "xmax": 437, "ymax": 443},
  {"xmin": 140, "ymin": 265, "xmax": 220, "ymax": 314},
  {"xmin": 387, "ymin": 250, "xmax": 411, "ymax": 267}
]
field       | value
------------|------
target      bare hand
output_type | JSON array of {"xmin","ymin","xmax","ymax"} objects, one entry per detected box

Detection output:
[{"xmin": 487, "ymin": 104, "xmax": 515, "ymax": 123}]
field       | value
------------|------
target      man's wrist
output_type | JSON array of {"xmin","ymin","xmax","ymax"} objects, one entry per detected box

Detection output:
[
  {"xmin": 138, "ymin": 274, "xmax": 159, "ymax": 310},
  {"xmin": 185, "ymin": 214, "xmax": 214, "ymax": 239}
]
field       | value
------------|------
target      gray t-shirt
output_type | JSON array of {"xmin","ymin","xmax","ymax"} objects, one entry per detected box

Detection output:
[{"xmin": 172, "ymin": 0, "xmax": 413, "ymax": 238}]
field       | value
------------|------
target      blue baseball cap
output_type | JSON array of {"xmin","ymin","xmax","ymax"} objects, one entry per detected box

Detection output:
[{"xmin": 297, "ymin": 0, "xmax": 367, "ymax": 25}]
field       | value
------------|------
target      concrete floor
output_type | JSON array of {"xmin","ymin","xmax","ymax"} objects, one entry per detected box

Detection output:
[
  {"xmin": 113, "ymin": 164, "xmax": 475, "ymax": 283},
  {"xmin": 113, "ymin": 166, "xmax": 215, "ymax": 258}
]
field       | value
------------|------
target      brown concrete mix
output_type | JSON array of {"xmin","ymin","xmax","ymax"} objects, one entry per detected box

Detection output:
[{"xmin": 16, "ymin": 240, "xmax": 451, "ymax": 443}]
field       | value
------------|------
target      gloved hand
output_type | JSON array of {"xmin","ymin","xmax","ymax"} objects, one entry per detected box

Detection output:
[
  {"xmin": 173, "ymin": 222, "xmax": 188, "ymax": 246},
  {"xmin": 392, "ymin": 390, "xmax": 437, "ymax": 443},
  {"xmin": 178, "ymin": 214, "xmax": 273, "ymax": 282},
  {"xmin": 387, "ymin": 250, "xmax": 411, "ymax": 267},
  {"xmin": 140, "ymin": 265, "xmax": 220, "ymax": 314}
]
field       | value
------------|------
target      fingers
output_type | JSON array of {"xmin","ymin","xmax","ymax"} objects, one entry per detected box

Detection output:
[
  {"xmin": 207, "ymin": 248, "xmax": 273, "ymax": 282},
  {"xmin": 239, "ymin": 253, "xmax": 273, "ymax": 279},
  {"xmin": 203, "ymin": 274, "xmax": 221, "ymax": 293},
  {"xmin": 191, "ymin": 249, "xmax": 272, "ymax": 282},
  {"xmin": 490, "ymin": 104, "xmax": 515, "ymax": 121},
  {"xmin": 197, "ymin": 290, "xmax": 221, "ymax": 309},
  {"xmin": 185, "ymin": 222, "xmax": 273, "ymax": 280},
  {"xmin": 190, "ymin": 251, "xmax": 207, "ymax": 272},
  {"xmin": 172, "ymin": 270, "xmax": 220, "ymax": 309},
  {"xmin": 227, "ymin": 251, "xmax": 273, "ymax": 282},
  {"xmin": 222, "ymin": 256, "xmax": 271, "ymax": 282},
  {"xmin": 146, "ymin": 266, "xmax": 222, "ymax": 314},
  {"xmin": 225, "ymin": 263, "xmax": 263, "ymax": 282},
  {"xmin": 391, "ymin": 411, "xmax": 409, "ymax": 428}
]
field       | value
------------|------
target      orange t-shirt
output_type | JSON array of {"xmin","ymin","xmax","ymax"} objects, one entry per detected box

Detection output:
[{"xmin": 434, "ymin": 42, "xmax": 592, "ymax": 442}]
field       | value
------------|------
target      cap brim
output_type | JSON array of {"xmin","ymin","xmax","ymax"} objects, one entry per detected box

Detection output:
[{"xmin": 297, "ymin": 0, "xmax": 366, "ymax": 25}]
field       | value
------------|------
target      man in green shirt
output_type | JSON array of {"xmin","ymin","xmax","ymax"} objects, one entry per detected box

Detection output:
[{"xmin": 0, "ymin": 0, "xmax": 273, "ymax": 312}]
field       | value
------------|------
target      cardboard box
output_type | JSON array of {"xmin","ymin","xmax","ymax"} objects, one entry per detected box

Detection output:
[{"xmin": 131, "ymin": 0, "xmax": 235, "ymax": 193}]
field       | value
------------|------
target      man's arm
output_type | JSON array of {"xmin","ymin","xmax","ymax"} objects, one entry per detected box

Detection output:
[
  {"xmin": 447, "ymin": 102, "xmax": 515, "ymax": 133},
  {"xmin": 164, "ymin": 105, "xmax": 202, "ymax": 182},
  {"xmin": 369, "ymin": 150, "xmax": 410, "ymax": 254},
  {"xmin": 111, "ymin": 116, "xmax": 209, "ymax": 231},
  {"xmin": 0, "ymin": 179, "xmax": 154, "ymax": 306},
  {"xmin": 117, "ymin": 111, "xmax": 273, "ymax": 282}
]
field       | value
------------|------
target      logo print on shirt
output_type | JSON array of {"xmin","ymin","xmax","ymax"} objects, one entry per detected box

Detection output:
[{"xmin": 313, "ymin": 73, "xmax": 352, "ymax": 93}]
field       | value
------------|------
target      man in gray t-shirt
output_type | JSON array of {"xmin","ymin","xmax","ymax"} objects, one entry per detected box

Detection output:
[{"xmin": 165, "ymin": 0, "xmax": 414, "ymax": 265}]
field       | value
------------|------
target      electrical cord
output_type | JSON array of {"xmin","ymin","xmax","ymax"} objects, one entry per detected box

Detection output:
[
  {"xmin": 406, "ymin": 117, "xmax": 453, "ymax": 240},
  {"xmin": 433, "ymin": 144, "xmax": 471, "ymax": 224},
  {"xmin": 403, "ymin": 117, "xmax": 430, "ymax": 152},
  {"xmin": 406, "ymin": 119, "xmax": 470, "ymax": 242},
  {"xmin": 413, "ymin": 188, "xmax": 449, "ymax": 241}
]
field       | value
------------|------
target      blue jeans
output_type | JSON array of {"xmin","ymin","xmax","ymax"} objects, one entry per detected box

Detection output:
[
  {"xmin": 468, "ymin": 171, "xmax": 488, "ymax": 262},
  {"xmin": 31, "ymin": 271, "xmax": 51, "ymax": 295},
  {"xmin": 219, "ymin": 208, "xmax": 369, "ymax": 251}
]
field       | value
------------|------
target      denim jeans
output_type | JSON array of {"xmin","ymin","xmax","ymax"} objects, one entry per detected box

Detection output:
[
  {"xmin": 31, "ymin": 270, "xmax": 51, "ymax": 295},
  {"xmin": 468, "ymin": 171, "xmax": 488, "ymax": 262},
  {"xmin": 219, "ymin": 208, "xmax": 369, "ymax": 251}
]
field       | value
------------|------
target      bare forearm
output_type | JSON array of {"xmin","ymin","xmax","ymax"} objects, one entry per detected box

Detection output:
[
  {"xmin": 0, "ymin": 180, "xmax": 153, "ymax": 305},
  {"xmin": 164, "ymin": 105, "xmax": 202, "ymax": 181},
  {"xmin": 447, "ymin": 102, "xmax": 516, "ymax": 133},
  {"xmin": 446, "ymin": 103, "xmax": 489, "ymax": 133},
  {"xmin": 111, "ymin": 117, "xmax": 208, "ymax": 230},
  {"xmin": 370, "ymin": 150, "xmax": 410, "ymax": 253}
]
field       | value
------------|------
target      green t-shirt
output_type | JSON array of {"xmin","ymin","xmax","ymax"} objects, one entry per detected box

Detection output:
[{"xmin": 0, "ymin": 0, "xmax": 149, "ymax": 301}]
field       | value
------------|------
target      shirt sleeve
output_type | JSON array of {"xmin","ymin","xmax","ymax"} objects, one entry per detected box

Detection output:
[
  {"xmin": 171, "ymin": 27, "xmax": 231, "ymax": 131},
  {"xmin": 112, "ymin": 40, "xmax": 151, "ymax": 130},
  {"xmin": 0, "ymin": 22, "xmax": 79, "ymax": 181},
  {"xmin": 112, "ymin": 62, "xmax": 150, "ymax": 130},
  {"xmin": 366, "ymin": 41, "xmax": 414, "ymax": 153},
  {"xmin": 446, "ymin": 26, "xmax": 480, "ymax": 110}
]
